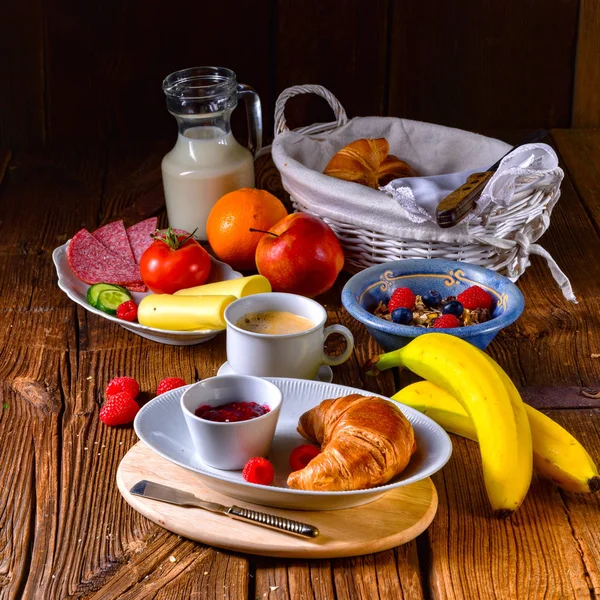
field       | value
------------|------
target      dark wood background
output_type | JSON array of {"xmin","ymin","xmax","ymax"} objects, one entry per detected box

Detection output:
[{"xmin": 1, "ymin": 0, "xmax": 599, "ymax": 150}]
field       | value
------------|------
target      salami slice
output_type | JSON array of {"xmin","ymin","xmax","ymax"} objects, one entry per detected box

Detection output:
[
  {"xmin": 126, "ymin": 217, "xmax": 158, "ymax": 263},
  {"xmin": 93, "ymin": 220, "xmax": 136, "ymax": 265},
  {"xmin": 67, "ymin": 229, "xmax": 143, "ymax": 286}
]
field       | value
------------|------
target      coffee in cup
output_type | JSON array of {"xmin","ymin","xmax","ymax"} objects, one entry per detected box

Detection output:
[
  {"xmin": 224, "ymin": 293, "xmax": 354, "ymax": 379},
  {"xmin": 235, "ymin": 310, "xmax": 314, "ymax": 335}
]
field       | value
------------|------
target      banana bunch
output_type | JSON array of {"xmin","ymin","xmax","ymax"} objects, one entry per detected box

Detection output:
[
  {"xmin": 393, "ymin": 380, "xmax": 600, "ymax": 495},
  {"xmin": 365, "ymin": 333, "xmax": 600, "ymax": 515}
]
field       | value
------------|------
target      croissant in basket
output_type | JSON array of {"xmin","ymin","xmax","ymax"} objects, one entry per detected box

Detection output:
[
  {"xmin": 323, "ymin": 138, "xmax": 417, "ymax": 189},
  {"xmin": 286, "ymin": 394, "xmax": 416, "ymax": 491}
]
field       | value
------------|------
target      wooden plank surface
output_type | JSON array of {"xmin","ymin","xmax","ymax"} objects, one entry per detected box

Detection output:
[
  {"xmin": 1, "ymin": 136, "xmax": 600, "ymax": 600},
  {"xmin": 43, "ymin": 1, "xmax": 271, "ymax": 142},
  {"xmin": 0, "ymin": 0, "xmax": 45, "ymax": 148},
  {"xmin": 427, "ymin": 408, "xmax": 600, "ymax": 599},
  {"xmin": 273, "ymin": 0, "xmax": 388, "ymax": 130},
  {"xmin": 4, "ymin": 0, "xmax": 591, "ymax": 149},
  {"xmin": 552, "ymin": 129, "xmax": 600, "ymax": 227},
  {"xmin": 572, "ymin": 0, "xmax": 600, "ymax": 127},
  {"xmin": 0, "ymin": 145, "xmax": 248, "ymax": 600},
  {"xmin": 388, "ymin": 1, "xmax": 578, "ymax": 129}
]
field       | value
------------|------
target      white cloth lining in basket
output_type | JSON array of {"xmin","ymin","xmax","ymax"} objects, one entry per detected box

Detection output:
[{"xmin": 271, "ymin": 84, "xmax": 576, "ymax": 303}]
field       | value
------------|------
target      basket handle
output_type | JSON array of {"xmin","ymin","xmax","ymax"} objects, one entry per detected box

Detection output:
[{"xmin": 274, "ymin": 85, "xmax": 348, "ymax": 137}]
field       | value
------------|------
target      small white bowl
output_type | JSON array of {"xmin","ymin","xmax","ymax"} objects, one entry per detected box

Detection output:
[{"xmin": 180, "ymin": 375, "xmax": 283, "ymax": 470}]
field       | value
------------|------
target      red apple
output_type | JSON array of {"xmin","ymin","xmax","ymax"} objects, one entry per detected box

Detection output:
[{"xmin": 255, "ymin": 213, "xmax": 344, "ymax": 298}]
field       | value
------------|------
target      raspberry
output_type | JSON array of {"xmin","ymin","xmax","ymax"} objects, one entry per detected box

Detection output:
[
  {"xmin": 105, "ymin": 376, "xmax": 140, "ymax": 399},
  {"xmin": 388, "ymin": 287, "xmax": 416, "ymax": 311},
  {"xmin": 289, "ymin": 444, "xmax": 321, "ymax": 472},
  {"xmin": 156, "ymin": 377, "xmax": 187, "ymax": 396},
  {"xmin": 433, "ymin": 314, "xmax": 461, "ymax": 329},
  {"xmin": 457, "ymin": 286, "xmax": 493, "ymax": 310},
  {"xmin": 116, "ymin": 300, "xmax": 138, "ymax": 322},
  {"xmin": 99, "ymin": 391, "xmax": 139, "ymax": 426},
  {"xmin": 242, "ymin": 457, "xmax": 275, "ymax": 485}
]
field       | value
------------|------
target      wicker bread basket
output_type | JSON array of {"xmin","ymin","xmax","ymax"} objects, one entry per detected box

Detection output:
[{"xmin": 271, "ymin": 85, "xmax": 575, "ymax": 302}]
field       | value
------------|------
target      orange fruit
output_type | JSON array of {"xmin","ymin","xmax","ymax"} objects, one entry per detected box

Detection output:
[{"xmin": 206, "ymin": 188, "xmax": 288, "ymax": 270}]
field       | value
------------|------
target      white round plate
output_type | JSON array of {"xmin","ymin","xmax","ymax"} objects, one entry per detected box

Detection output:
[
  {"xmin": 52, "ymin": 240, "xmax": 242, "ymax": 345},
  {"xmin": 216, "ymin": 361, "xmax": 334, "ymax": 383},
  {"xmin": 133, "ymin": 379, "xmax": 452, "ymax": 510}
]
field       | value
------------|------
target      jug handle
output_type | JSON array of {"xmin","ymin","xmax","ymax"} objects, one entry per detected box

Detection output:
[{"xmin": 237, "ymin": 84, "xmax": 263, "ymax": 159}]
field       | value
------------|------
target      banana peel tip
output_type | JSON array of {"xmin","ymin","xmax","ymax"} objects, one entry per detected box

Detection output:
[{"xmin": 364, "ymin": 356, "xmax": 380, "ymax": 376}]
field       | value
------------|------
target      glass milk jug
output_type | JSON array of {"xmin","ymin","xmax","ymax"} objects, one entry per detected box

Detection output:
[{"xmin": 161, "ymin": 66, "xmax": 262, "ymax": 240}]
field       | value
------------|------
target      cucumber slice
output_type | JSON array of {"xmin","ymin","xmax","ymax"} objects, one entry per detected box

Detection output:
[
  {"xmin": 96, "ymin": 288, "xmax": 132, "ymax": 315},
  {"xmin": 87, "ymin": 283, "xmax": 131, "ymax": 308}
]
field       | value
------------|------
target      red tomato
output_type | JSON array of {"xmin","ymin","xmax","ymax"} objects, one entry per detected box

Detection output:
[{"xmin": 140, "ymin": 229, "xmax": 211, "ymax": 294}]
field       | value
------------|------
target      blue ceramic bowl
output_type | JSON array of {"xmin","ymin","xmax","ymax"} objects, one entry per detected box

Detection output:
[{"xmin": 341, "ymin": 259, "xmax": 524, "ymax": 351}]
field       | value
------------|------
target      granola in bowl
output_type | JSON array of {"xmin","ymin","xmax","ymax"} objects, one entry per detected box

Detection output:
[{"xmin": 373, "ymin": 286, "xmax": 493, "ymax": 329}]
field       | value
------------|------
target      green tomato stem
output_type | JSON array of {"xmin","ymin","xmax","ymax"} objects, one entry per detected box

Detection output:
[{"xmin": 152, "ymin": 227, "xmax": 198, "ymax": 250}]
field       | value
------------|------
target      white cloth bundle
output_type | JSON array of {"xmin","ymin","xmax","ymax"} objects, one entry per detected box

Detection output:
[{"xmin": 382, "ymin": 143, "xmax": 563, "ymax": 224}]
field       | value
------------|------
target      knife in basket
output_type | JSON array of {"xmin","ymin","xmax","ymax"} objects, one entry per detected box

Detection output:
[
  {"xmin": 435, "ymin": 129, "xmax": 549, "ymax": 228},
  {"xmin": 130, "ymin": 480, "xmax": 320, "ymax": 539}
]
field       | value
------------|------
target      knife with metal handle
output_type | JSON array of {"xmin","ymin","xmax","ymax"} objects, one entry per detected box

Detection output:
[
  {"xmin": 130, "ymin": 480, "xmax": 319, "ymax": 539},
  {"xmin": 435, "ymin": 129, "xmax": 549, "ymax": 228}
]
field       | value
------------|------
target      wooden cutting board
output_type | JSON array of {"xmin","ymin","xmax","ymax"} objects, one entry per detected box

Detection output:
[{"xmin": 117, "ymin": 442, "xmax": 438, "ymax": 558}]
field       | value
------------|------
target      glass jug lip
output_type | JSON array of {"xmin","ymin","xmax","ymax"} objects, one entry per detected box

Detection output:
[{"xmin": 162, "ymin": 66, "xmax": 237, "ymax": 100}]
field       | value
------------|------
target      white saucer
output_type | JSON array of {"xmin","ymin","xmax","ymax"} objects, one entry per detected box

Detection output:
[{"xmin": 217, "ymin": 361, "xmax": 333, "ymax": 383}]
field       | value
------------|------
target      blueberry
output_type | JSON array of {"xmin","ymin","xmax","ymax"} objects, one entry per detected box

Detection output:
[
  {"xmin": 442, "ymin": 300, "xmax": 464, "ymax": 318},
  {"xmin": 391, "ymin": 307, "xmax": 413, "ymax": 325},
  {"xmin": 422, "ymin": 290, "xmax": 442, "ymax": 308}
]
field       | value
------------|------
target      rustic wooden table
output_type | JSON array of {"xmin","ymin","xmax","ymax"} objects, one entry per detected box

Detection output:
[{"xmin": 0, "ymin": 130, "xmax": 599, "ymax": 600}]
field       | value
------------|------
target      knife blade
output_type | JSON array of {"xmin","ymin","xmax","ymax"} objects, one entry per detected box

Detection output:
[
  {"xmin": 435, "ymin": 129, "xmax": 549, "ymax": 228},
  {"xmin": 130, "ymin": 480, "xmax": 319, "ymax": 539}
]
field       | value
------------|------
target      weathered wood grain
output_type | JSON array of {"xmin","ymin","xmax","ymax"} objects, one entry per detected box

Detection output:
[
  {"xmin": 552, "ymin": 410, "xmax": 600, "ymax": 599},
  {"xmin": 572, "ymin": 0, "xmax": 600, "ymax": 128},
  {"xmin": 427, "ymin": 409, "xmax": 600, "ymax": 599},
  {"xmin": 43, "ymin": 1, "xmax": 271, "ymax": 143},
  {"xmin": 0, "ymin": 151, "xmax": 10, "ymax": 186},
  {"xmin": 388, "ymin": 1, "xmax": 578, "ymax": 129},
  {"xmin": 552, "ymin": 129, "xmax": 600, "ymax": 228},
  {"xmin": 0, "ymin": 146, "xmax": 105, "ymax": 252},
  {"xmin": 101, "ymin": 142, "xmax": 170, "ymax": 227},
  {"xmin": 274, "ymin": 0, "xmax": 388, "ymax": 130},
  {"xmin": 0, "ymin": 144, "xmax": 249, "ymax": 600},
  {"xmin": 0, "ymin": 310, "xmax": 73, "ymax": 600},
  {"xmin": 0, "ymin": 1, "xmax": 45, "ymax": 148},
  {"xmin": 2, "ymin": 138, "xmax": 600, "ymax": 600}
]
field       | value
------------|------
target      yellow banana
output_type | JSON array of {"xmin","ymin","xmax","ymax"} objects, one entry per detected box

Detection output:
[
  {"xmin": 393, "ymin": 380, "xmax": 600, "ymax": 494},
  {"xmin": 365, "ymin": 333, "xmax": 532, "ymax": 516}
]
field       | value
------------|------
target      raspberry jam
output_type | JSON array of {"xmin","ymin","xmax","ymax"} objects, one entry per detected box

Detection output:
[{"xmin": 194, "ymin": 401, "xmax": 270, "ymax": 422}]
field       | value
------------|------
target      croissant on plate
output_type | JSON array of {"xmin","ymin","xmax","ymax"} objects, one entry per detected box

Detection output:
[
  {"xmin": 323, "ymin": 138, "xmax": 417, "ymax": 189},
  {"xmin": 286, "ymin": 394, "xmax": 416, "ymax": 491}
]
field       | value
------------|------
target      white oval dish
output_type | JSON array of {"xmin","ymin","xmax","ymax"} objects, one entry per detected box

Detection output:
[
  {"xmin": 134, "ymin": 378, "xmax": 452, "ymax": 510},
  {"xmin": 52, "ymin": 239, "xmax": 242, "ymax": 345}
]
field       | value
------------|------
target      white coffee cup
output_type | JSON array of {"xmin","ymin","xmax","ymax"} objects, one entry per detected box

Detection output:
[{"xmin": 224, "ymin": 292, "xmax": 354, "ymax": 379}]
